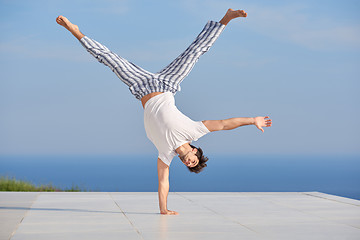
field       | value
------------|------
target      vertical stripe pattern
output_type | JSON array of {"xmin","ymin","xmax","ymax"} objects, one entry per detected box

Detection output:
[
  {"xmin": 79, "ymin": 21, "xmax": 225, "ymax": 100},
  {"xmin": 156, "ymin": 21, "xmax": 225, "ymax": 91}
]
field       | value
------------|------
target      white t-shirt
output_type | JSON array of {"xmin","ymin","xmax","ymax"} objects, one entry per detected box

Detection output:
[{"xmin": 144, "ymin": 92, "xmax": 210, "ymax": 166}]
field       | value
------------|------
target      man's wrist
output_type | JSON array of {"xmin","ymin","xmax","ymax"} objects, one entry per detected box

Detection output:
[{"xmin": 251, "ymin": 117, "xmax": 256, "ymax": 125}]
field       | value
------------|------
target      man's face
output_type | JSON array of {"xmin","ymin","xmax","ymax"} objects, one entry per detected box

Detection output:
[{"xmin": 179, "ymin": 148, "xmax": 199, "ymax": 168}]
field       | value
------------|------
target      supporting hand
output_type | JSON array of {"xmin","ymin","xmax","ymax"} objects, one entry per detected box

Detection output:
[{"xmin": 254, "ymin": 116, "xmax": 272, "ymax": 132}]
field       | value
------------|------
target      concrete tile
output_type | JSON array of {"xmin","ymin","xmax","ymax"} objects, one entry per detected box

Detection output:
[
  {"xmin": 15, "ymin": 222, "xmax": 135, "ymax": 233},
  {"xmin": 141, "ymin": 230, "xmax": 262, "ymax": 240},
  {"xmin": 247, "ymin": 222, "xmax": 360, "ymax": 240},
  {"xmin": 304, "ymin": 192, "xmax": 360, "ymax": 206},
  {"xmin": 0, "ymin": 212, "xmax": 27, "ymax": 221},
  {"xmin": 138, "ymin": 222, "xmax": 252, "ymax": 233},
  {"xmin": 128, "ymin": 214, "xmax": 245, "ymax": 231},
  {"xmin": 0, "ymin": 219, "xmax": 23, "ymax": 228},
  {"xmin": 20, "ymin": 211, "xmax": 130, "ymax": 225},
  {"xmin": 11, "ymin": 230, "xmax": 142, "ymax": 240},
  {"xmin": 0, "ymin": 192, "xmax": 38, "ymax": 240},
  {"xmin": 2, "ymin": 192, "xmax": 360, "ymax": 240},
  {"xmin": 0, "ymin": 192, "xmax": 39, "ymax": 199}
]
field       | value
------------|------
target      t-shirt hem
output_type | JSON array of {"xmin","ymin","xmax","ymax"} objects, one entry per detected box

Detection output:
[
  {"xmin": 158, "ymin": 156, "xmax": 170, "ymax": 166},
  {"xmin": 144, "ymin": 92, "xmax": 173, "ymax": 110}
]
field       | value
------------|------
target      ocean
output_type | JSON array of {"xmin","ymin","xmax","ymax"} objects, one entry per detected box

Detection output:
[{"xmin": 1, "ymin": 154, "xmax": 359, "ymax": 200}]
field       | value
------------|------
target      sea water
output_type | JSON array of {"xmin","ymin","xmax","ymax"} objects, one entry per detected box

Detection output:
[{"xmin": 1, "ymin": 154, "xmax": 359, "ymax": 200}]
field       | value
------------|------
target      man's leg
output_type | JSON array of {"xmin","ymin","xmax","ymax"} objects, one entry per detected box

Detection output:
[
  {"xmin": 156, "ymin": 9, "xmax": 247, "ymax": 91},
  {"xmin": 56, "ymin": 16, "xmax": 155, "ymax": 99}
]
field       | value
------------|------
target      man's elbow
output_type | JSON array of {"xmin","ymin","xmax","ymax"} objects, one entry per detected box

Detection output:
[
  {"xmin": 214, "ymin": 120, "xmax": 227, "ymax": 131},
  {"xmin": 219, "ymin": 120, "xmax": 227, "ymax": 131}
]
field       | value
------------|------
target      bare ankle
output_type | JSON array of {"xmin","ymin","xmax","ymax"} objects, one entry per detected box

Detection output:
[
  {"xmin": 72, "ymin": 30, "xmax": 85, "ymax": 41},
  {"xmin": 219, "ymin": 15, "xmax": 231, "ymax": 25}
]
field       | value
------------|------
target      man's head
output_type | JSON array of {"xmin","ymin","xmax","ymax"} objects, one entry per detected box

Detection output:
[{"xmin": 179, "ymin": 144, "xmax": 208, "ymax": 174}]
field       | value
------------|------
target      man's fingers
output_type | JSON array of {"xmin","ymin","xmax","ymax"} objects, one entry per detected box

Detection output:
[{"xmin": 264, "ymin": 117, "xmax": 272, "ymax": 127}]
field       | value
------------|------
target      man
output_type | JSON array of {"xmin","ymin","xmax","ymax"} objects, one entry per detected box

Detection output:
[{"xmin": 56, "ymin": 8, "xmax": 272, "ymax": 215}]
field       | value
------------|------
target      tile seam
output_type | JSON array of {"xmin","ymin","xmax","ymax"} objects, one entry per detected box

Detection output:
[
  {"xmin": 174, "ymin": 192, "xmax": 261, "ymax": 234},
  {"xmin": 263, "ymin": 193, "xmax": 360, "ymax": 230},
  {"xmin": 302, "ymin": 192, "xmax": 360, "ymax": 207},
  {"xmin": 108, "ymin": 193, "xmax": 144, "ymax": 240},
  {"xmin": 9, "ymin": 192, "xmax": 40, "ymax": 240}
]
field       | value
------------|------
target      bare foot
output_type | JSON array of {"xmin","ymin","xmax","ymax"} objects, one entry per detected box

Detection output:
[
  {"xmin": 219, "ymin": 8, "xmax": 247, "ymax": 25},
  {"xmin": 56, "ymin": 16, "xmax": 78, "ymax": 31},
  {"xmin": 56, "ymin": 15, "xmax": 84, "ymax": 40},
  {"xmin": 226, "ymin": 8, "xmax": 247, "ymax": 18}
]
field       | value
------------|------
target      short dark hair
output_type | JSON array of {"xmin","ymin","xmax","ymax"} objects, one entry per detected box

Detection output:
[{"xmin": 187, "ymin": 144, "xmax": 209, "ymax": 174}]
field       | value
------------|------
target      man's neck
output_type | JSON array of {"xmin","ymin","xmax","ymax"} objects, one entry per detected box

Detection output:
[{"xmin": 176, "ymin": 143, "xmax": 192, "ymax": 157}]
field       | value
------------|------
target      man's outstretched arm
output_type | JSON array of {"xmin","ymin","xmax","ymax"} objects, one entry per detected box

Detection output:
[
  {"xmin": 157, "ymin": 158, "xmax": 179, "ymax": 215},
  {"xmin": 202, "ymin": 116, "xmax": 272, "ymax": 133}
]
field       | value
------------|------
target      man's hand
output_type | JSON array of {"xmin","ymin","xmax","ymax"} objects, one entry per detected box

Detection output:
[
  {"xmin": 254, "ymin": 116, "xmax": 272, "ymax": 132},
  {"xmin": 160, "ymin": 209, "xmax": 179, "ymax": 215}
]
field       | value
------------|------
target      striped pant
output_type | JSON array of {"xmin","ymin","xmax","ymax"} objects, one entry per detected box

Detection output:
[{"xmin": 79, "ymin": 21, "xmax": 225, "ymax": 100}]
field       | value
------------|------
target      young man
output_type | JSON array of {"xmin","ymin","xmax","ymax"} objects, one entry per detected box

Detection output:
[{"xmin": 56, "ymin": 8, "xmax": 272, "ymax": 215}]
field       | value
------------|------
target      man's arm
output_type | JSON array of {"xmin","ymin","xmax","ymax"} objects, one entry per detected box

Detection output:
[
  {"xmin": 202, "ymin": 116, "xmax": 272, "ymax": 132},
  {"xmin": 157, "ymin": 158, "xmax": 179, "ymax": 215}
]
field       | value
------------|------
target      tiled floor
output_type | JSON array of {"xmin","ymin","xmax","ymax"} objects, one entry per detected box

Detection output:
[{"xmin": 1, "ymin": 192, "xmax": 359, "ymax": 240}]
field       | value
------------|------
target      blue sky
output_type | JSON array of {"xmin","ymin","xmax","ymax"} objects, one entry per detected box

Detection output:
[{"xmin": 1, "ymin": 0, "xmax": 359, "ymax": 157}]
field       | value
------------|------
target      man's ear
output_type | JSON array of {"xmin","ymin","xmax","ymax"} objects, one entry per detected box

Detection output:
[{"xmin": 192, "ymin": 147, "xmax": 198, "ymax": 154}]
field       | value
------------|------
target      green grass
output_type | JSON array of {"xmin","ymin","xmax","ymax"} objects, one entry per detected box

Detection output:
[{"xmin": 0, "ymin": 176, "xmax": 87, "ymax": 192}]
